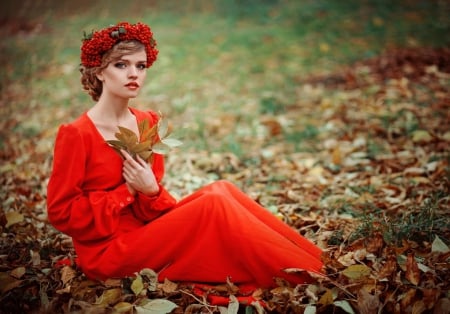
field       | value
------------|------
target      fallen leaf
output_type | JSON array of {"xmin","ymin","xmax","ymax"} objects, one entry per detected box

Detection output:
[
  {"xmin": 304, "ymin": 305, "xmax": 317, "ymax": 314},
  {"xmin": 114, "ymin": 302, "xmax": 134, "ymax": 313},
  {"xmin": 357, "ymin": 289, "xmax": 380, "ymax": 314},
  {"xmin": 334, "ymin": 300, "xmax": 356, "ymax": 314},
  {"xmin": 5, "ymin": 211, "xmax": 24, "ymax": 228},
  {"xmin": 95, "ymin": 288, "xmax": 122, "ymax": 306},
  {"xmin": 159, "ymin": 278, "xmax": 178, "ymax": 294},
  {"xmin": 227, "ymin": 295, "xmax": 239, "ymax": 314},
  {"xmin": 432, "ymin": 235, "xmax": 449, "ymax": 253},
  {"xmin": 405, "ymin": 253, "xmax": 420, "ymax": 285},
  {"xmin": 60, "ymin": 265, "xmax": 77, "ymax": 286},
  {"xmin": 131, "ymin": 274, "xmax": 144, "ymax": 296},
  {"xmin": 411, "ymin": 130, "xmax": 432, "ymax": 142},
  {"xmin": 0, "ymin": 272, "xmax": 22, "ymax": 294},
  {"xmin": 342, "ymin": 264, "xmax": 371, "ymax": 280},
  {"xmin": 318, "ymin": 288, "xmax": 334, "ymax": 305},
  {"xmin": 10, "ymin": 266, "xmax": 26, "ymax": 279},
  {"xmin": 135, "ymin": 298, "xmax": 178, "ymax": 314}
]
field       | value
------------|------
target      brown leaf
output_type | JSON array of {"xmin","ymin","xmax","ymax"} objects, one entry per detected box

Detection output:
[
  {"xmin": 0, "ymin": 272, "xmax": 22, "ymax": 294},
  {"xmin": 377, "ymin": 255, "xmax": 397, "ymax": 279},
  {"xmin": 60, "ymin": 265, "xmax": 77, "ymax": 286},
  {"xmin": 400, "ymin": 288, "xmax": 417, "ymax": 310},
  {"xmin": 357, "ymin": 288, "xmax": 380, "ymax": 314},
  {"xmin": 405, "ymin": 253, "xmax": 421, "ymax": 286},
  {"xmin": 318, "ymin": 288, "xmax": 334, "ymax": 305},
  {"xmin": 160, "ymin": 278, "xmax": 178, "ymax": 294},
  {"xmin": 365, "ymin": 232, "xmax": 385, "ymax": 253},
  {"xmin": 10, "ymin": 266, "xmax": 26, "ymax": 279},
  {"xmin": 331, "ymin": 146, "xmax": 342, "ymax": 165}
]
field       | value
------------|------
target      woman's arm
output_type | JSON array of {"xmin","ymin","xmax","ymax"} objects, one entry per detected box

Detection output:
[{"xmin": 47, "ymin": 124, "xmax": 134, "ymax": 242}]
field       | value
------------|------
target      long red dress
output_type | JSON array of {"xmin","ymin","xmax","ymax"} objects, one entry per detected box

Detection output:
[{"xmin": 47, "ymin": 107, "xmax": 323, "ymax": 288}]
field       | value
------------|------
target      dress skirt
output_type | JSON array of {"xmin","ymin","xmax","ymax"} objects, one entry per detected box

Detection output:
[{"xmin": 75, "ymin": 180, "xmax": 323, "ymax": 287}]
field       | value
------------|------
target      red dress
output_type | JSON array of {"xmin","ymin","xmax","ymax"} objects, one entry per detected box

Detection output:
[{"xmin": 47, "ymin": 108, "xmax": 323, "ymax": 288}]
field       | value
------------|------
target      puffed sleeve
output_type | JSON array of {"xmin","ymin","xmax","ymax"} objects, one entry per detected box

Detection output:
[{"xmin": 47, "ymin": 124, "xmax": 134, "ymax": 243}]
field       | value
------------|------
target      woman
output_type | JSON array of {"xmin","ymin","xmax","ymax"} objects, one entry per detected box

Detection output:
[{"xmin": 47, "ymin": 22, "xmax": 323, "ymax": 290}]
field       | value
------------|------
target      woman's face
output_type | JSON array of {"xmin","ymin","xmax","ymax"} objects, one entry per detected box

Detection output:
[{"xmin": 96, "ymin": 49, "xmax": 147, "ymax": 100}]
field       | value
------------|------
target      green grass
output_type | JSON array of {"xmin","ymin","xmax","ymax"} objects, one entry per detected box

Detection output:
[
  {"xmin": 1, "ymin": 0, "xmax": 449, "ymax": 152},
  {"xmin": 349, "ymin": 192, "xmax": 450, "ymax": 245}
]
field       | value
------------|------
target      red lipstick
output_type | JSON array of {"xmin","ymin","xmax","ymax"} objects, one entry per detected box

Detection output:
[{"xmin": 125, "ymin": 82, "xmax": 139, "ymax": 89}]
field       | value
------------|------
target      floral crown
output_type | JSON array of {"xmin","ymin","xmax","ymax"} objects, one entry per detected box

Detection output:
[{"xmin": 80, "ymin": 22, "xmax": 158, "ymax": 68}]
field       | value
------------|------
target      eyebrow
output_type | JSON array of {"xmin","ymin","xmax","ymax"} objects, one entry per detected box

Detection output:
[{"xmin": 116, "ymin": 57, "xmax": 147, "ymax": 63}]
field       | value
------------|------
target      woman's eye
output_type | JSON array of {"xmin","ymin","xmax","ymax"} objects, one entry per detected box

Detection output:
[
  {"xmin": 114, "ymin": 62, "xmax": 126, "ymax": 69},
  {"xmin": 137, "ymin": 64, "xmax": 146, "ymax": 70}
]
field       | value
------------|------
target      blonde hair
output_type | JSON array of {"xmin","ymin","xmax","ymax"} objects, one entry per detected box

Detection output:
[{"xmin": 79, "ymin": 40, "xmax": 145, "ymax": 101}]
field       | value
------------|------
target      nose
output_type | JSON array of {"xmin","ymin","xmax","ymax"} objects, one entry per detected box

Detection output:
[{"xmin": 128, "ymin": 66, "xmax": 138, "ymax": 78}]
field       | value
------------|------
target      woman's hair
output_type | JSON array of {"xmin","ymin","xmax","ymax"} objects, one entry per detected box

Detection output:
[{"xmin": 79, "ymin": 40, "xmax": 145, "ymax": 101}]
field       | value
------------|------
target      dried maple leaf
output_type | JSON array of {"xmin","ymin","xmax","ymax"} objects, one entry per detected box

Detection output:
[{"xmin": 106, "ymin": 115, "xmax": 182, "ymax": 163}]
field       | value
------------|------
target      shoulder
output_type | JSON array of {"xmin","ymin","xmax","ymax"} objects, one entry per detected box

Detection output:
[
  {"xmin": 129, "ymin": 107, "xmax": 160, "ymax": 124},
  {"xmin": 55, "ymin": 113, "xmax": 95, "ymax": 142}
]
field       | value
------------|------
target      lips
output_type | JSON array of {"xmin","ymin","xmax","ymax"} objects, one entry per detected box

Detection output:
[{"xmin": 125, "ymin": 82, "xmax": 139, "ymax": 89}]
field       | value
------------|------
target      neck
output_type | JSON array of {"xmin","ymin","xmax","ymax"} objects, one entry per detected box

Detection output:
[{"xmin": 90, "ymin": 95, "xmax": 131, "ymax": 124}]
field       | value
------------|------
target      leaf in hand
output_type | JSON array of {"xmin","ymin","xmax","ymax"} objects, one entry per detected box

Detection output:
[{"xmin": 106, "ymin": 114, "xmax": 182, "ymax": 163}]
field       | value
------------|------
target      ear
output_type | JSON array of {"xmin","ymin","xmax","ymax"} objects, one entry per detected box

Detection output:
[{"xmin": 96, "ymin": 70, "xmax": 104, "ymax": 82}]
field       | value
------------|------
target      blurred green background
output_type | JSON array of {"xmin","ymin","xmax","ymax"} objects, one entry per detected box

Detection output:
[{"xmin": 1, "ymin": 0, "xmax": 449, "ymax": 154}]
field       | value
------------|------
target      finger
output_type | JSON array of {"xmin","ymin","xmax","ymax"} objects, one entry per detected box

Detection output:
[
  {"xmin": 121, "ymin": 149, "xmax": 133, "ymax": 161},
  {"xmin": 136, "ymin": 155, "xmax": 148, "ymax": 167}
]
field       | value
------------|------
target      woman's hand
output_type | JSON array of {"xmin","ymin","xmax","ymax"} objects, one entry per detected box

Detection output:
[{"xmin": 121, "ymin": 150, "xmax": 159, "ymax": 196}]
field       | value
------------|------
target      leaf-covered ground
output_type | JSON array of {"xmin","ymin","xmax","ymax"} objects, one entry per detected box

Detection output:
[
  {"xmin": 1, "ymin": 1, "xmax": 450, "ymax": 313},
  {"xmin": 1, "ymin": 46, "xmax": 449, "ymax": 313}
]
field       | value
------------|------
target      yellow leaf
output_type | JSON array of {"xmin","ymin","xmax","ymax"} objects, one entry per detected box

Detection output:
[
  {"xmin": 10, "ymin": 267, "xmax": 26, "ymax": 279},
  {"xmin": 332, "ymin": 146, "xmax": 342, "ymax": 165},
  {"xmin": 96, "ymin": 288, "xmax": 122, "ymax": 306},
  {"xmin": 341, "ymin": 264, "xmax": 371, "ymax": 280},
  {"xmin": 114, "ymin": 302, "xmax": 134, "ymax": 313},
  {"xmin": 319, "ymin": 288, "xmax": 334, "ymax": 305},
  {"xmin": 5, "ymin": 211, "xmax": 24, "ymax": 228},
  {"xmin": 131, "ymin": 275, "xmax": 144, "ymax": 296},
  {"xmin": 411, "ymin": 130, "xmax": 432, "ymax": 143}
]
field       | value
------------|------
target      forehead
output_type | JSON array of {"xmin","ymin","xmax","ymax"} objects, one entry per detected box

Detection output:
[{"xmin": 117, "ymin": 49, "xmax": 147, "ymax": 61}]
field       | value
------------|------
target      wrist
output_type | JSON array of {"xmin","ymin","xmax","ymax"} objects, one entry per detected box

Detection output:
[
  {"xmin": 126, "ymin": 183, "xmax": 137, "ymax": 195},
  {"xmin": 142, "ymin": 184, "xmax": 160, "ymax": 197}
]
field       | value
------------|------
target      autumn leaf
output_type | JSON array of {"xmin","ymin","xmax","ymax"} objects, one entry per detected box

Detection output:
[
  {"xmin": 95, "ymin": 288, "xmax": 122, "ymax": 306},
  {"xmin": 341, "ymin": 264, "xmax": 371, "ymax": 280},
  {"xmin": 432, "ymin": 235, "xmax": 449, "ymax": 253},
  {"xmin": 10, "ymin": 267, "xmax": 26, "ymax": 279},
  {"xmin": 5, "ymin": 211, "xmax": 24, "ymax": 228},
  {"xmin": 113, "ymin": 302, "xmax": 134, "ymax": 313},
  {"xmin": 318, "ymin": 288, "xmax": 334, "ymax": 305},
  {"xmin": 106, "ymin": 115, "xmax": 182, "ymax": 162},
  {"xmin": 135, "ymin": 298, "xmax": 178, "ymax": 314},
  {"xmin": 131, "ymin": 274, "xmax": 144, "ymax": 296},
  {"xmin": 405, "ymin": 253, "xmax": 421, "ymax": 286}
]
